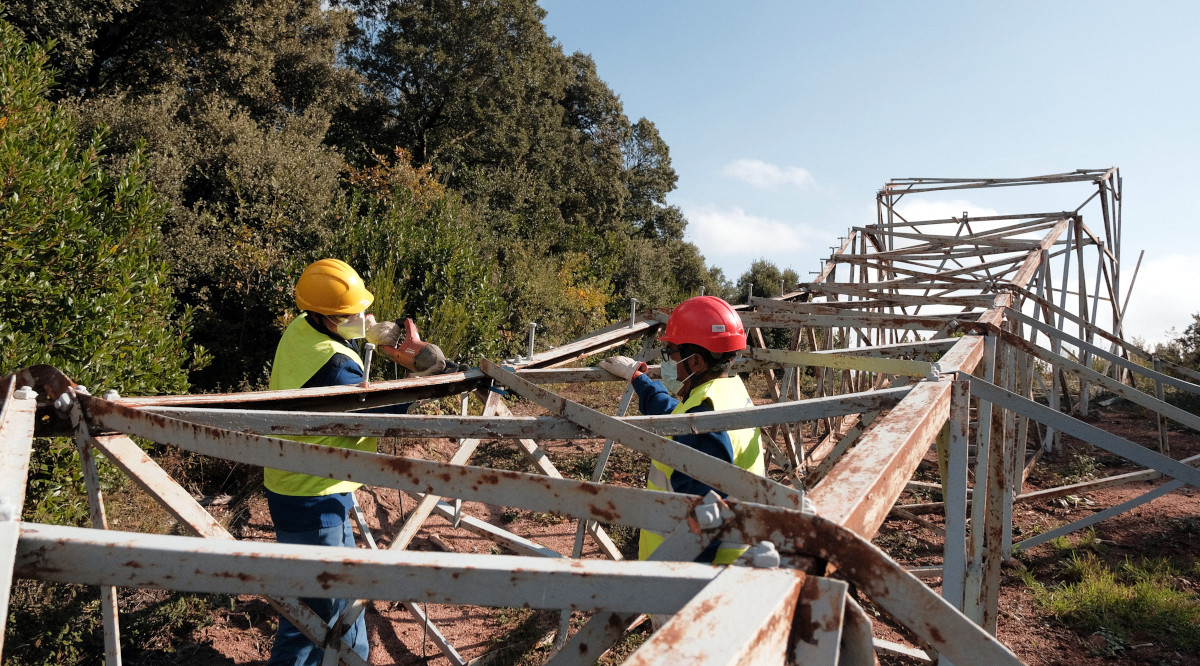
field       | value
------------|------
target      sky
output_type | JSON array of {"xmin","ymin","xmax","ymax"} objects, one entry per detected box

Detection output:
[{"xmin": 538, "ymin": 1, "xmax": 1200, "ymax": 346}]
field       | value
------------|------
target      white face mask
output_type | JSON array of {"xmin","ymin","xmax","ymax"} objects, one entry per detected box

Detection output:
[
  {"xmin": 660, "ymin": 354, "xmax": 695, "ymax": 395},
  {"xmin": 333, "ymin": 312, "xmax": 374, "ymax": 340}
]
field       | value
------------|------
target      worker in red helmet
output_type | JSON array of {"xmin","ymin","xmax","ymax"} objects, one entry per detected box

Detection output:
[{"xmin": 600, "ymin": 296, "xmax": 765, "ymax": 564}]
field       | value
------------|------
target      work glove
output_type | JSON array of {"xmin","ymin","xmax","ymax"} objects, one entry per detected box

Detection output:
[{"xmin": 599, "ymin": 356, "xmax": 647, "ymax": 382}]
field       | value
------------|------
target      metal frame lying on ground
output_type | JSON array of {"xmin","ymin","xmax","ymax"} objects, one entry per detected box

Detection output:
[{"xmin": 3, "ymin": 168, "xmax": 1198, "ymax": 665}]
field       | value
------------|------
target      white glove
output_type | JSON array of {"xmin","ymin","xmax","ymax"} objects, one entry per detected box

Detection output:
[{"xmin": 600, "ymin": 356, "xmax": 646, "ymax": 382}]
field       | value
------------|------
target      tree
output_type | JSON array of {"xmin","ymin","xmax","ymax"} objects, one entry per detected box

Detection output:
[
  {"xmin": 332, "ymin": 149, "xmax": 507, "ymax": 363},
  {"xmin": 17, "ymin": 0, "xmax": 365, "ymax": 389},
  {"xmin": 10, "ymin": 0, "xmax": 708, "ymax": 379},
  {"xmin": 736, "ymin": 258, "xmax": 800, "ymax": 303},
  {"xmin": 736, "ymin": 259, "xmax": 800, "ymax": 349},
  {"xmin": 0, "ymin": 19, "xmax": 208, "ymax": 536},
  {"xmin": 0, "ymin": 19, "xmax": 204, "ymax": 397},
  {"xmin": 622, "ymin": 118, "xmax": 685, "ymax": 240}
]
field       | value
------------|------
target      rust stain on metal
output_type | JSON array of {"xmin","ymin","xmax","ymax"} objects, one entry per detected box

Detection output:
[
  {"xmin": 587, "ymin": 501, "xmax": 619, "ymax": 522},
  {"xmin": 927, "ymin": 625, "xmax": 946, "ymax": 644},
  {"xmin": 790, "ymin": 574, "xmax": 820, "ymax": 644},
  {"xmin": 210, "ymin": 570, "xmax": 254, "ymax": 582},
  {"xmin": 316, "ymin": 571, "xmax": 346, "ymax": 590}
]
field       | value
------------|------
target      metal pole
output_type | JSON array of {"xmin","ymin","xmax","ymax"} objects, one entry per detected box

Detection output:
[
  {"xmin": 981, "ymin": 339, "xmax": 1009, "ymax": 634},
  {"xmin": 1154, "ymin": 356, "xmax": 1169, "ymax": 455},
  {"xmin": 964, "ymin": 333, "xmax": 996, "ymax": 625},
  {"xmin": 942, "ymin": 379, "xmax": 970, "ymax": 613},
  {"xmin": 74, "ymin": 410, "xmax": 123, "ymax": 666}
]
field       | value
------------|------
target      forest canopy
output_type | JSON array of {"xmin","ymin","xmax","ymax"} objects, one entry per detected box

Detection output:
[{"xmin": 4, "ymin": 0, "xmax": 760, "ymax": 392}]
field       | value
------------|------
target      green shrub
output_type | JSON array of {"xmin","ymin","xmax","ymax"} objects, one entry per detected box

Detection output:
[
  {"xmin": 0, "ymin": 19, "xmax": 206, "ymax": 398},
  {"xmin": 330, "ymin": 149, "xmax": 506, "ymax": 364}
]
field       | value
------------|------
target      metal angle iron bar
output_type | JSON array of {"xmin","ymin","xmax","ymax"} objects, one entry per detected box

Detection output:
[
  {"xmin": 750, "ymin": 348, "xmax": 938, "ymax": 378},
  {"xmin": 624, "ymin": 567, "xmax": 806, "ymax": 666},
  {"xmin": 82, "ymin": 395, "xmax": 699, "ymax": 535},
  {"xmin": 788, "ymin": 576, "xmax": 849, "ymax": 664},
  {"xmin": 1001, "ymin": 283, "xmax": 1153, "ymax": 362},
  {"xmin": 0, "ymin": 388, "xmax": 37, "ymax": 656},
  {"xmin": 72, "ymin": 412, "xmax": 123, "ymax": 666},
  {"xmin": 1014, "ymin": 452, "xmax": 1200, "ymax": 506},
  {"xmin": 1006, "ymin": 307, "xmax": 1200, "ymax": 396},
  {"xmin": 426, "ymin": 498, "xmax": 562, "ymax": 558},
  {"xmin": 957, "ymin": 320, "xmax": 1200, "ymax": 433},
  {"xmin": 140, "ymin": 385, "xmax": 910, "ymax": 440},
  {"xmin": 1014, "ymin": 480, "xmax": 1184, "ymax": 552},
  {"xmin": 108, "ymin": 322, "xmax": 658, "ymax": 413},
  {"xmin": 709, "ymin": 500, "xmax": 1021, "ymax": 665},
  {"xmin": 13, "ymin": 524, "xmax": 722, "ymax": 616},
  {"xmin": 741, "ymin": 311, "xmax": 965, "ymax": 332},
  {"xmin": 960, "ymin": 374, "xmax": 1200, "ymax": 490},
  {"xmin": 478, "ymin": 359, "xmax": 808, "ymax": 510},
  {"xmin": 850, "ymin": 222, "xmax": 1060, "ymax": 247}
]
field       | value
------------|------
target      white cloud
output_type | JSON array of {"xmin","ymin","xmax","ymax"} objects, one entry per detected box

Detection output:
[
  {"xmin": 1121, "ymin": 253, "xmax": 1200, "ymax": 346},
  {"xmin": 684, "ymin": 204, "xmax": 823, "ymax": 277},
  {"xmin": 722, "ymin": 158, "xmax": 815, "ymax": 190}
]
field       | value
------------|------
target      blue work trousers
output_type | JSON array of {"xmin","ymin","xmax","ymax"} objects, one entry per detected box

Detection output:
[{"xmin": 267, "ymin": 520, "xmax": 370, "ymax": 665}]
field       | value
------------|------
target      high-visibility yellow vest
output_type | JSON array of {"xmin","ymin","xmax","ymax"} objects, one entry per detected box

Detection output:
[
  {"xmin": 639, "ymin": 376, "xmax": 764, "ymax": 564},
  {"xmin": 263, "ymin": 314, "xmax": 377, "ymax": 496}
]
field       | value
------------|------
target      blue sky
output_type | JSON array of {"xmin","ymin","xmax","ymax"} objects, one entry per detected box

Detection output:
[{"xmin": 538, "ymin": 1, "xmax": 1199, "ymax": 345}]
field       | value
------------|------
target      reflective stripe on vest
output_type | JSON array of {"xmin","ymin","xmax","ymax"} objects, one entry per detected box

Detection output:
[
  {"xmin": 639, "ymin": 375, "xmax": 765, "ymax": 564},
  {"xmin": 263, "ymin": 314, "xmax": 376, "ymax": 496}
]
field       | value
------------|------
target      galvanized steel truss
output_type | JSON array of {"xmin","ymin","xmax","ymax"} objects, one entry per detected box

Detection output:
[{"xmin": 3, "ymin": 168, "xmax": 1197, "ymax": 665}]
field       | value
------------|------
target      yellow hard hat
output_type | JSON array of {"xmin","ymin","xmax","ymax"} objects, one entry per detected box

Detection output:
[{"xmin": 295, "ymin": 259, "xmax": 374, "ymax": 315}]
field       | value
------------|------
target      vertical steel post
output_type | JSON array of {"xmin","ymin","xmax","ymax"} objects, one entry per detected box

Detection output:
[
  {"xmin": 1001, "ymin": 333, "xmax": 1019, "ymax": 560},
  {"xmin": 1076, "ymin": 219, "xmax": 1091, "ymax": 416},
  {"xmin": 1154, "ymin": 356, "xmax": 1169, "ymax": 455},
  {"xmin": 75, "ymin": 415, "xmax": 123, "ymax": 666},
  {"xmin": 0, "ymin": 385, "xmax": 38, "ymax": 661},
  {"xmin": 942, "ymin": 379, "xmax": 970, "ymax": 613},
  {"xmin": 981, "ymin": 338, "xmax": 1009, "ymax": 633},
  {"xmin": 526, "ymin": 322, "xmax": 538, "ymax": 361},
  {"xmin": 964, "ymin": 334, "xmax": 997, "ymax": 625}
]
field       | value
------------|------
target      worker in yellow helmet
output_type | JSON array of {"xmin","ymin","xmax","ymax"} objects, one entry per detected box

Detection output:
[
  {"xmin": 263, "ymin": 258, "xmax": 398, "ymax": 665},
  {"xmin": 600, "ymin": 296, "xmax": 764, "ymax": 565}
]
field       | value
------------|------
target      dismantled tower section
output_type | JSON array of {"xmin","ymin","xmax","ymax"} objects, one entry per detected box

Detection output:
[{"xmin": 3, "ymin": 168, "xmax": 1199, "ymax": 665}]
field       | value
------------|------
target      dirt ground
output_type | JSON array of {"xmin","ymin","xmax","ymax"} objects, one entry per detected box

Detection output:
[{"xmin": 111, "ymin": 386, "xmax": 1199, "ymax": 666}]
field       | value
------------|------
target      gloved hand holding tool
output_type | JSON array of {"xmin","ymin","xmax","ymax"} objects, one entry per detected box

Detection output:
[{"xmin": 366, "ymin": 318, "xmax": 465, "ymax": 376}]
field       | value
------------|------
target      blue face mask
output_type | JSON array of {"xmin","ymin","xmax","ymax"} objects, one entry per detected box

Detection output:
[{"xmin": 660, "ymin": 354, "xmax": 694, "ymax": 395}]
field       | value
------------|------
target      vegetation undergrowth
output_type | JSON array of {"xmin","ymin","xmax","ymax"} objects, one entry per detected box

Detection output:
[{"xmin": 1021, "ymin": 541, "xmax": 1200, "ymax": 655}]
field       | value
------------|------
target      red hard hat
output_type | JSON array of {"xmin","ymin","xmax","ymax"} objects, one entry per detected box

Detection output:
[{"xmin": 659, "ymin": 296, "xmax": 747, "ymax": 354}]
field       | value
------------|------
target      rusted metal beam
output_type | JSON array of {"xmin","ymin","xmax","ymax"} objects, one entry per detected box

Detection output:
[
  {"xmin": 741, "ymin": 311, "xmax": 965, "ymax": 332},
  {"xmin": 709, "ymin": 501, "xmax": 1021, "ymax": 665},
  {"xmin": 478, "ymin": 360, "xmax": 808, "ymax": 511},
  {"xmin": 625, "ymin": 567, "xmax": 806, "ymax": 666},
  {"xmin": 0, "ymin": 385, "xmax": 37, "ymax": 657},
  {"xmin": 141, "ymin": 386, "xmax": 909, "ymax": 440},
  {"xmin": 14, "ymin": 524, "xmax": 722, "ymax": 615},
  {"xmin": 807, "ymin": 369, "xmax": 958, "ymax": 537},
  {"xmin": 789, "ymin": 576, "xmax": 849, "ymax": 663}
]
